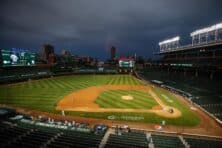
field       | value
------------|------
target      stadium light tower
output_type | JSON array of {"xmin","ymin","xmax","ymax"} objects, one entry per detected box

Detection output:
[
  {"xmin": 190, "ymin": 22, "xmax": 222, "ymax": 45},
  {"xmin": 159, "ymin": 36, "xmax": 180, "ymax": 53}
]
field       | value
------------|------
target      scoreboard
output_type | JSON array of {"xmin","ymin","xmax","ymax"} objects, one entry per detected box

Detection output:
[
  {"xmin": 119, "ymin": 60, "xmax": 134, "ymax": 68},
  {"xmin": 0, "ymin": 48, "xmax": 37, "ymax": 67},
  {"xmin": 118, "ymin": 57, "xmax": 135, "ymax": 73}
]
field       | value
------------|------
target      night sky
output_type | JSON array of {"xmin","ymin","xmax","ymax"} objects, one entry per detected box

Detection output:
[{"xmin": 1, "ymin": 0, "xmax": 222, "ymax": 60}]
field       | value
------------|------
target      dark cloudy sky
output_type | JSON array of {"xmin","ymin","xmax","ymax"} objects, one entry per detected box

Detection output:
[{"xmin": 1, "ymin": 0, "xmax": 222, "ymax": 59}]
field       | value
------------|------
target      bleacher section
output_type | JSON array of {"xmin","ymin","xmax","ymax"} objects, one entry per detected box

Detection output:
[
  {"xmin": 105, "ymin": 132, "xmax": 148, "ymax": 148},
  {"xmin": 151, "ymin": 134, "xmax": 185, "ymax": 148},
  {"xmin": 184, "ymin": 137, "xmax": 222, "ymax": 148}
]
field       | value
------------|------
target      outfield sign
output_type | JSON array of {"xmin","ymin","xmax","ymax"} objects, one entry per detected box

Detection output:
[{"xmin": 108, "ymin": 115, "xmax": 144, "ymax": 121}]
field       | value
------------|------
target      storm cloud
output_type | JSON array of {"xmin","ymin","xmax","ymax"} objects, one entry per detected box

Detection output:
[{"xmin": 1, "ymin": 0, "xmax": 222, "ymax": 59}]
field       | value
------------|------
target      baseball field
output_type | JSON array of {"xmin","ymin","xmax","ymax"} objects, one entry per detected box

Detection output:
[{"xmin": 0, "ymin": 74, "xmax": 200, "ymax": 126}]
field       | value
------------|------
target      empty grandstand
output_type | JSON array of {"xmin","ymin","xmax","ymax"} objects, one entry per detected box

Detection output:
[
  {"xmin": 105, "ymin": 131, "xmax": 148, "ymax": 148},
  {"xmin": 1, "ymin": 112, "xmax": 222, "ymax": 148},
  {"xmin": 151, "ymin": 134, "xmax": 185, "ymax": 148}
]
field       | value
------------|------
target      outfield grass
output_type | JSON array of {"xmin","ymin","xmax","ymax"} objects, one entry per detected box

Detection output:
[
  {"xmin": 95, "ymin": 90, "xmax": 158, "ymax": 109},
  {"xmin": 0, "ymin": 75, "xmax": 141, "ymax": 112},
  {"xmin": 0, "ymin": 74, "xmax": 200, "ymax": 126}
]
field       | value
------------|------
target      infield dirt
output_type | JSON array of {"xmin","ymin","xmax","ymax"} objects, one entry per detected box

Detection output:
[{"xmin": 56, "ymin": 84, "xmax": 181, "ymax": 118}]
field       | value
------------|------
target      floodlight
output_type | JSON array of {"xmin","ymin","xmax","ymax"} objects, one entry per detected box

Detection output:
[
  {"xmin": 190, "ymin": 22, "xmax": 222, "ymax": 37},
  {"xmin": 159, "ymin": 36, "xmax": 180, "ymax": 46}
]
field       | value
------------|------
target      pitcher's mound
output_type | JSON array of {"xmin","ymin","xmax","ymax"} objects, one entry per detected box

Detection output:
[{"xmin": 122, "ymin": 95, "xmax": 134, "ymax": 100}]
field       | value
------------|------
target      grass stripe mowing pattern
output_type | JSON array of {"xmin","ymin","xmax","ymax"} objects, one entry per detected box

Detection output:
[
  {"xmin": 0, "ymin": 75, "xmax": 142, "ymax": 112},
  {"xmin": 95, "ymin": 90, "xmax": 158, "ymax": 109},
  {"xmin": 0, "ymin": 74, "xmax": 200, "ymax": 126},
  {"xmin": 106, "ymin": 75, "xmax": 143, "ymax": 85}
]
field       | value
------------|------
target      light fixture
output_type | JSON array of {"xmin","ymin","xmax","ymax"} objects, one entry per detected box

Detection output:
[
  {"xmin": 159, "ymin": 36, "xmax": 180, "ymax": 46},
  {"xmin": 190, "ymin": 22, "xmax": 222, "ymax": 37}
]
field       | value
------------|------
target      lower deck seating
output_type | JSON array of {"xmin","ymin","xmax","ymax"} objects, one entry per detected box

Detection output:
[
  {"xmin": 0, "ymin": 122, "xmax": 104, "ymax": 148},
  {"xmin": 185, "ymin": 137, "xmax": 222, "ymax": 148},
  {"xmin": 0, "ymin": 123, "xmax": 32, "ymax": 147},
  {"xmin": 151, "ymin": 134, "xmax": 185, "ymax": 148},
  {"xmin": 8, "ymin": 129, "xmax": 58, "ymax": 148},
  {"xmin": 105, "ymin": 132, "xmax": 148, "ymax": 148},
  {"xmin": 1, "ymin": 121, "xmax": 222, "ymax": 148},
  {"xmin": 47, "ymin": 130, "xmax": 104, "ymax": 148}
]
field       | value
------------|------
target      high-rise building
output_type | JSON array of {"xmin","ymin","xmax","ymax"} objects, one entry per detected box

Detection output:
[
  {"xmin": 44, "ymin": 44, "xmax": 54, "ymax": 59},
  {"xmin": 111, "ymin": 46, "xmax": 116, "ymax": 60},
  {"xmin": 40, "ymin": 44, "xmax": 55, "ymax": 64},
  {"xmin": 61, "ymin": 49, "xmax": 71, "ymax": 56},
  {"xmin": 48, "ymin": 53, "xmax": 56, "ymax": 64}
]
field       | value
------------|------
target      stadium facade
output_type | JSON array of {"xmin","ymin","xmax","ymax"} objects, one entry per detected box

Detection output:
[{"xmin": 155, "ymin": 22, "xmax": 222, "ymax": 79}]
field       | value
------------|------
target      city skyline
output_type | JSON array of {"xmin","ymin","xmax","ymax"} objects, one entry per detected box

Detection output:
[{"xmin": 1, "ymin": 0, "xmax": 222, "ymax": 60}]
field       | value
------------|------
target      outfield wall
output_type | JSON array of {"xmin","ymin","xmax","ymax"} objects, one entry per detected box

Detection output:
[{"xmin": 0, "ymin": 68, "xmax": 118, "ymax": 84}]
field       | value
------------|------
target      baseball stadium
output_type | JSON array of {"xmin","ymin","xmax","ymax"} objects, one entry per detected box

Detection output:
[
  {"xmin": 1, "ymin": 1, "xmax": 222, "ymax": 148},
  {"xmin": 1, "ymin": 42, "xmax": 222, "ymax": 147}
]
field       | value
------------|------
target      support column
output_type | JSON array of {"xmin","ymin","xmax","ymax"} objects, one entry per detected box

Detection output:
[
  {"xmin": 212, "ymin": 50, "xmax": 216, "ymax": 66},
  {"xmin": 199, "ymin": 34, "xmax": 201, "ymax": 44},
  {"xmin": 195, "ymin": 70, "xmax": 198, "ymax": 77},
  {"xmin": 213, "ymin": 50, "xmax": 215, "ymax": 58},
  {"xmin": 206, "ymin": 32, "xmax": 208, "ymax": 43},
  {"xmin": 215, "ymin": 30, "xmax": 218, "ymax": 41},
  {"xmin": 210, "ymin": 72, "xmax": 214, "ymax": 80},
  {"xmin": 184, "ymin": 69, "xmax": 187, "ymax": 76}
]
